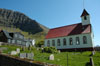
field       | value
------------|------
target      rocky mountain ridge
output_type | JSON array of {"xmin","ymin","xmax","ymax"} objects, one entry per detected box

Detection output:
[{"xmin": 0, "ymin": 8, "xmax": 49, "ymax": 34}]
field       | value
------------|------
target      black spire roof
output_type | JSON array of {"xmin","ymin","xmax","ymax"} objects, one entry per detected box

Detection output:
[{"xmin": 81, "ymin": 9, "xmax": 89, "ymax": 17}]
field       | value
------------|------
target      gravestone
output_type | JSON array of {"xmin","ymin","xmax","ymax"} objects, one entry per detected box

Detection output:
[
  {"xmin": 26, "ymin": 53, "xmax": 34, "ymax": 60},
  {"xmin": 92, "ymin": 51, "xmax": 95, "ymax": 56},
  {"xmin": 19, "ymin": 53, "xmax": 27, "ymax": 58},
  {"xmin": 16, "ymin": 48, "xmax": 20, "ymax": 53},
  {"xmin": 11, "ymin": 51, "xmax": 17, "ymax": 55},
  {"xmin": 0, "ymin": 42, "xmax": 2, "ymax": 46},
  {"xmin": 49, "ymin": 54, "xmax": 54, "ymax": 60},
  {"xmin": 19, "ymin": 53, "xmax": 34, "ymax": 60},
  {"xmin": 58, "ymin": 50, "xmax": 61, "ymax": 53}
]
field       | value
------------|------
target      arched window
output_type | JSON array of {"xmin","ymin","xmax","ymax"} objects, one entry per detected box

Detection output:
[
  {"xmin": 63, "ymin": 38, "xmax": 66, "ymax": 46},
  {"xmin": 83, "ymin": 36, "xmax": 87, "ymax": 44},
  {"xmin": 69, "ymin": 38, "xmax": 73, "ymax": 45},
  {"xmin": 57, "ymin": 39, "xmax": 60, "ymax": 46},
  {"xmin": 84, "ymin": 16, "xmax": 87, "ymax": 20},
  {"xmin": 47, "ymin": 40, "xmax": 50, "ymax": 47},
  {"xmin": 52, "ymin": 40, "xmax": 55, "ymax": 46},
  {"xmin": 76, "ymin": 37, "xmax": 80, "ymax": 45}
]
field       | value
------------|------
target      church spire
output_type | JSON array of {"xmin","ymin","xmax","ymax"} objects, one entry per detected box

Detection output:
[
  {"xmin": 81, "ymin": 9, "xmax": 91, "ymax": 25},
  {"xmin": 81, "ymin": 9, "xmax": 89, "ymax": 17}
]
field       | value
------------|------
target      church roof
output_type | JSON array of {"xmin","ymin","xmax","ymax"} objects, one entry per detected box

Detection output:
[
  {"xmin": 45, "ymin": 23, "xmax": 91, "ymax": 39},
  {"xmin": 81, "ymin": 9, "xmax": 89, "ymax": 17}
]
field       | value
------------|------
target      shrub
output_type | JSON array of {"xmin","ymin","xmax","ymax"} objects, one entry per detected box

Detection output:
[
  {"xmin": 43, "ymin": 47, "xmax": 58, "ymax": 53},
  {"xmin": 36, "ymin": 40, "xmax": 44, "ymax": 47}
]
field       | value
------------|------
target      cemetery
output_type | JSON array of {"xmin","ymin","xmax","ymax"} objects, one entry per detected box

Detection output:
[{"xmin": 0, "ymin": 44, "xmax": 100, "ymax": 66}]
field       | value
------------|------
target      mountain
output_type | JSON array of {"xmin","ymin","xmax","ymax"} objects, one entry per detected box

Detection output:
[{"xmin": 0, "ymin": 8, "xmax": 49, "ymax": 42}]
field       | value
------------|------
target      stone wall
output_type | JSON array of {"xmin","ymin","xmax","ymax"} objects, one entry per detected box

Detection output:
[{"xmin": 0, "ymin": 54, "xmax": 45, "ymax": 66}]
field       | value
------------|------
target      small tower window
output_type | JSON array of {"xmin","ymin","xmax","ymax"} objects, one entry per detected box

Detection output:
[{"xmin": 84, "ymin": 16, "xmax": 87, "ymax": 20}]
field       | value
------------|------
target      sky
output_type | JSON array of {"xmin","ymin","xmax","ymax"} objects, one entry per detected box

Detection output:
[{"xmin": 0, "ymin": 0, "xmax": 100, "ymax": 46}]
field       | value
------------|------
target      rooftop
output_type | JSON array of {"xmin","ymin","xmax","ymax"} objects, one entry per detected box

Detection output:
[{"xmin": 45, "ymin": 23, "xmax": 91, "ymax": 39}]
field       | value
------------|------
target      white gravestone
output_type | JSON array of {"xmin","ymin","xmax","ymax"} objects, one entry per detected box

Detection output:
[
  {"xmin": 27, "ymin": 53, "xmax": 34, "ymax": 60},
  {"xmin": 19, "ymin": 53, "xmax": 27, "ymax": 58},
  {"xmin": 92, "ymin": 51, "xmax": 95, "ymax": 55},
  {"xmin": 16, "ymin": 48, "xmax": 20, "ymax": 53},
  {"xmin": 11, "ymin": 51, "xmax": 17, "ymax": 55},
  {"xmin": 49, "ymin": 54, "xmax": 54, "ymax": 60}
]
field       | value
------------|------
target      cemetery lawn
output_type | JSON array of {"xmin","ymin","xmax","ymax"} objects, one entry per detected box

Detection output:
[{"xmin": 0, "ymin": 45, "xmax": 100, "ymax": 66}]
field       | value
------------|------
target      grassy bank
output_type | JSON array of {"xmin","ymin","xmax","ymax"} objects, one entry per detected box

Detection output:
[{"xmin": 0, "ymin": 45, "xmax": 100, "ymax": 66}]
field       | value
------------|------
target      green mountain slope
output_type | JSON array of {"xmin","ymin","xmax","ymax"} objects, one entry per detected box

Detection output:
[{"xmin": 0, "ymin": 8, "xmax": 49, "ymax": 43}]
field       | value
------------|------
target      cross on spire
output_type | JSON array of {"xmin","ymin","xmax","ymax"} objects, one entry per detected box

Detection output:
[{"xmin": 83, "ymin": 0, "xmax": 85, "ymax": 9}]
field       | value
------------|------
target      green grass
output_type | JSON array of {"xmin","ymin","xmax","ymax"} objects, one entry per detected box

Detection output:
[
  {"xmin": 34, "ymin": 52, "xmax": 91, "ymax": 66},
  {"xmin": 0, "ymin": 45, "xmax": 20, "ymax": 53},
  {"xmin": 0, "ymin": 45, "xmax": 100, "ymax": 66},
  {"xmin": 93, "ymin": 52, "xmax": 100, "ymax": 66}
]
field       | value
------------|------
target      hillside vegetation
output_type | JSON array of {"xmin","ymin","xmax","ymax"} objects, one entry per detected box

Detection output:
[{"xmin": 0, "ymin": 8, "xmax": 49, "ymax": 43}]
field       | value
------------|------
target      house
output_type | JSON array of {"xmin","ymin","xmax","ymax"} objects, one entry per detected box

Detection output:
[
  {"xmin": 44, "ymin": 9, "xmax": 94, "ymax": 51},
  {"xmin": 0, "ymin": 30, "xmax": 12, "ymax": 43},
  {"xmin": 0, "ymin": 30, "xmax": 32, "ymax": 47},
  {"xmin": 9, "ymin": 32, "xmax": 24, "ymax": 45}
]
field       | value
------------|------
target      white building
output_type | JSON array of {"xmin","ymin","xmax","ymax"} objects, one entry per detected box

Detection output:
[{"xmin": 44, "ymin": 9, "xmax": 94, "ymax": 51}]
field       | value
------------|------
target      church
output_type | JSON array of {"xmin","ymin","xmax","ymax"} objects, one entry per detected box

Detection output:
[{"xmin": 44, "ymin": 9, "xmax": 94, "ymax": 51}]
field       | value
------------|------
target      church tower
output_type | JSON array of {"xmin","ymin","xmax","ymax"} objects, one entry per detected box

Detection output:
[{"xmin": 81, "ymin": 9, "xmax": 91, "ymax": 25}]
